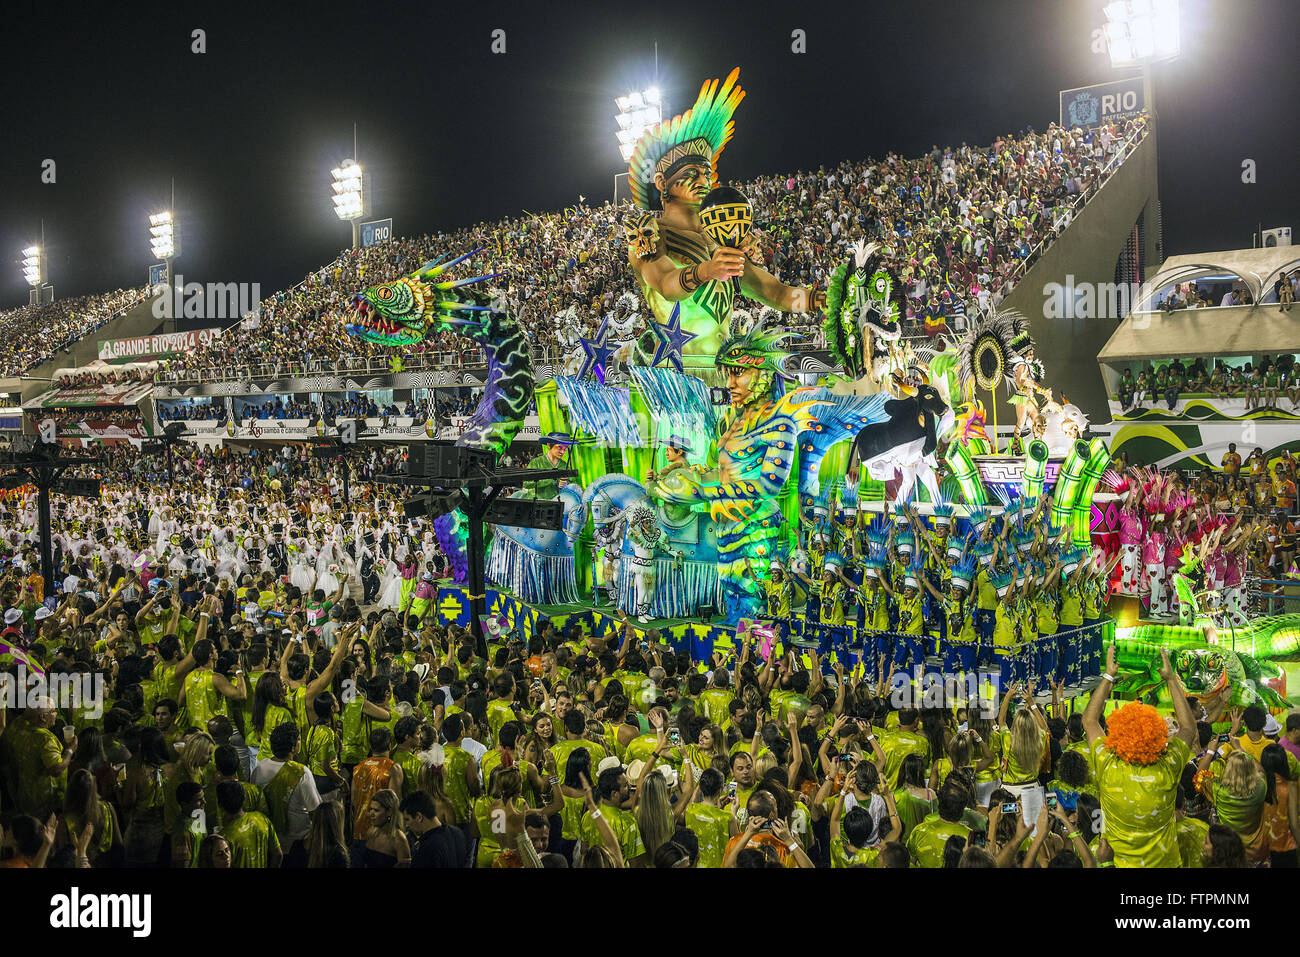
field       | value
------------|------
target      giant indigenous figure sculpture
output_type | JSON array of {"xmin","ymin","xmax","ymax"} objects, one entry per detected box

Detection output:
[{"xmin": 625, "ymin": 69, "xmax": 825, "ymax": 375}]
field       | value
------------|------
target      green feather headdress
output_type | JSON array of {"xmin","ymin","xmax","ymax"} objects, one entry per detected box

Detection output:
[
  {"xmin": 715, "ymin": 325, "xmax": 798, "ymax": 381},
  {"xmin": 628, "ymin": 69, "xmax": 746, "ymax": 211},
  {"xmin": 821, "ymin": 247, "xmax": 902, "ymax": 377}
]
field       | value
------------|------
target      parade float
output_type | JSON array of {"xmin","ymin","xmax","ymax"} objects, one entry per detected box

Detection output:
[{"xmin": 343, "ymin": 68, "xmax": 1292, "ymax": 712}]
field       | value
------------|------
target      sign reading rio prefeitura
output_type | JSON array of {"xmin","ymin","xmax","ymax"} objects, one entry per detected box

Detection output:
[
  {"xmin": 97, "ymin": 328, "xmax": 222, "ymax": 363},
  {"xmin": 1058, "ymin": 77, "xmax": 1145, "ymax": 129}
]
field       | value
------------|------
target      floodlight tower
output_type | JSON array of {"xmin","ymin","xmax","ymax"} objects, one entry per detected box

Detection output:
[
  {"xmin": 613, "ymin": 87, "xmax": 663, "ymax": 204},
  {"xmin": 149, "ymin": 180, "xmax": 179, "ymax": 329},
  {"xmin": 21, "ymin": 221, "xmax": 50, "ymax": 304},
  {"xmin": 331, "ymin": 126, "xmax": 366, "ymax": 249},
  {"xmin": 1102, "ymin": 0, "xmax": 1181, "ymax": 118},
  {"xmin": 1101, "ymin": 0, "xmax": 1180, "ymax": 277},
  {"xmin": 21, "ymin": 245, "xmax": 42, "ymax": 303}
]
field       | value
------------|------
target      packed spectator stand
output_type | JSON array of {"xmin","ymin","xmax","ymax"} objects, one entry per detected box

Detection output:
[
  {"xmin": 135, "ymin": 114, "xmax": 1147, "ymax": 386},
  {"xmin": 0, "ymin": 288, "xmax": 150, "ymax": 378}
]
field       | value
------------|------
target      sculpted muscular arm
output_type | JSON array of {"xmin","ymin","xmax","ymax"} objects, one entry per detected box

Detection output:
[
  {"xmin": 739, "ymin": 257, "xmax": 825, "ymax": 314},
  {"xmin": 634, "ymin": 244, "xmax": 746, "ymax": 302}
]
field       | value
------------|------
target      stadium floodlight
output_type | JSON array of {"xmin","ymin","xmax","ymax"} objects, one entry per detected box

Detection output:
[
  {"xmin": 1102, "ymin": 0, "xmax": 1180, "ymax": 67},
  {"xmin": 615, "ymin": 88, "xmax": 663, "ymax": 163},
  {"xmin": 331, "ymin": 160, "xmax": 364, "ymax": 221},
  {"xmin": 21, "ymin": 246, "xmax": 41, "ymax": 287},
  {"xmin": 149, "ymin": 211, "xmax": 175, "ymax": 260}
]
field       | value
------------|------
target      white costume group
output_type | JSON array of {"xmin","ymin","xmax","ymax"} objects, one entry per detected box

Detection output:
[{"xmin": 0, "ymin": 481, "xmax": 451, "ymax": 616}]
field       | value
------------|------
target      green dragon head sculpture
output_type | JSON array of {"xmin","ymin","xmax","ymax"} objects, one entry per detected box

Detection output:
[
  {"xmin": 715, "ymin": 323, "xmax": 798, "ymax": 406},
  {"xmin": 345, "ymin": 249, "xmax": 498, "ymax": 346},
  {"xmin": 1174, "ymin": 648, "xmax": 1233, "ymax": 697}
]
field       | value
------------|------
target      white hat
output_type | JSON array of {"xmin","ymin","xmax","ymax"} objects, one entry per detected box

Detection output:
[
  {"xmin": 1265, "ymin": 713, "xmax": 1283, "ymax": 736},
  {"xmin": 34, "ymin": 607, "xmax": 53, "ymax": 621},
  {"xmin": 3, "ymin": 608, "xmax": 22, "ymax": 625},
  {"xmin": 596, "ymin": 755, "xmax": 625, "ymax": 776}
]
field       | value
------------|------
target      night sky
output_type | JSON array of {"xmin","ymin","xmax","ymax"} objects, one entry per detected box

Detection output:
[{"xmin": 1, "ymin": 0, "xmax": 1295, "ymax": 310}]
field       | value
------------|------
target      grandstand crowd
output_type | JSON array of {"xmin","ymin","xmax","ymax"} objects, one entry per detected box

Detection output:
[
  {"xmin": 1159, "ymin": 273, "xmax": 1298, "ymax": 311},
  {"xmin": 125, "ymin": 115, "xmax": 1144, "ymax": 384},
  {"xmin": 1115, "ymin": 354, "xmax": 1300, "ymax": 413},
  {"xmin": 0, "ymin": 289, "xmax": 149, "ymax": 379},
  {"xmin": 1, "ymin": 117, "xmax": 1143, "ymax": 388},
  {"xmin": 50, "ymin": 368, "xmax": 153, "ymax": 391},
  {"xmin": 157, "ymin": 391, "xmax": 481, "ymax": 424}
]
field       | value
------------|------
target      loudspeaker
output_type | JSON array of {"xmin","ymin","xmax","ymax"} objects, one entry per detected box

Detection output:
[
  {"xmin": 404, "ymin": 489, "xmax": 464, "ymax": 520},
  {"xmin": 407, "ymin": 444, "xmax": 496, "ymax": 478},
  {"xmin": 485, "ymin": 498, "xmax": 563, "ymax": 531}
]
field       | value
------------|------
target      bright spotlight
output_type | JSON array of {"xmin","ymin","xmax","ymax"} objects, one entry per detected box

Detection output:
[
  {"xmin": 1103, "ymin": 0, "xmax": 1180, "ymax": 68},
  {"xmin": 614, "ymin": 88, "xmax": 663, "ymax": 163},
  {"xmin": 21, "ymin": 246, "xmax": 41, "ymax": 287},
  {"xmin": 331, "ymin": 160, "xmax": 364, "ymax": 221},
  {"xmin": 149, "ymin": 210, "xmax": 175, "ymax": 260}
]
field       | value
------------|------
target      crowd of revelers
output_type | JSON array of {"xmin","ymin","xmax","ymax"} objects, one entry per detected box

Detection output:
[
  {"xmin": 145, "ymin": 114, "xmax": 1144, "ymax": 384},
  {"xmin": 0, "ymin": 442, "xmax": 1295, "ymax": 870},
  {"xmin": 1119, "ymin": 457, "xmax": 1300, "ymax": 618},
  {"xmin": 0, "ymin": 288, "xmax": 150, "ymax": 378}
]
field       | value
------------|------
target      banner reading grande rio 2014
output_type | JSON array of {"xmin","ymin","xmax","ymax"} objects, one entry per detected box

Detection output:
[
  {"xmin": 1059, "ymin": 77, "xmax": 1145, "ymax": 129},
  {"xmin": 96, "ymin": 328, "xmax": 222, "ymax": 363}
]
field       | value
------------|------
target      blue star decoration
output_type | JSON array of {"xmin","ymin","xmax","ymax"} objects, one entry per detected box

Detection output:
[
  {"xmin": 577, "ymin": 317, "xmax": 614, "ymax": 382},
  {"xmin": 649, "ymin": 304, "xmax": 697, "ymax": 374}
]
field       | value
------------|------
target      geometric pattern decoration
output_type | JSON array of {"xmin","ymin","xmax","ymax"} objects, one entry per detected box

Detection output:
[
  {"xmin": 432, "ymin": 584, "xmax": 1116, "ymax": 678},
  {"xmin": 697, "ymin": 201, "xmax": 752, "ymax": 249}
]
